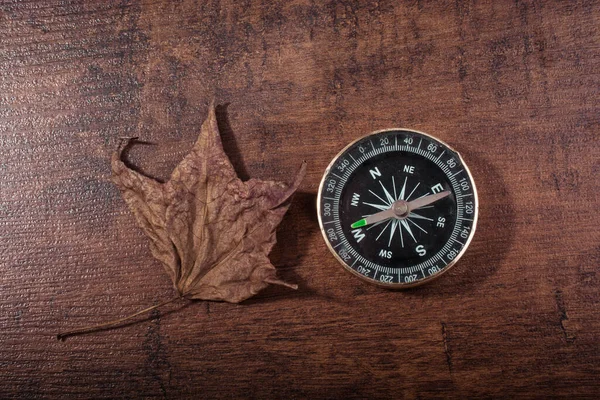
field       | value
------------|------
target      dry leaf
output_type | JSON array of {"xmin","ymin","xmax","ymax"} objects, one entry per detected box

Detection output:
[
  {"xmin": 112, "ymin": 103, "xmax": 306, "ymax": 303},
  {"xmin": 57, "ymin": 103, "xmax": 305, "ymax": 339}
]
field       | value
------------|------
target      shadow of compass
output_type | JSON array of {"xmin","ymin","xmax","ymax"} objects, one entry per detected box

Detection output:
[{"xmin": 401, "ymin": 148, "xmax": 515, "ymax": 297}]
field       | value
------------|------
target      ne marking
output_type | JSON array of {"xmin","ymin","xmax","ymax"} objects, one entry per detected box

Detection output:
[
  {"xmin": 331, "ymin": 172, "xmax": 343, "ymax": 179},
  {"xmin": 437, "ymin": 150, "xmax": 446, "ymax": 160},
  {"xmin": 453, "ymin": 238, "xmax": 465, "ymax": 246},
  {"xmin": 323, "ymin": 197, "xmax": 336, "ymax": 201},
  {"xmin": 333, "ymin": 242, "xmax": 343, "ymax": 248}
]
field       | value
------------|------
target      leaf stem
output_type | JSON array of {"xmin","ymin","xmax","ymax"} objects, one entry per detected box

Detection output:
[{"xmin": 56, "ymin": 295, "xmax": 184, "ymax": 341}]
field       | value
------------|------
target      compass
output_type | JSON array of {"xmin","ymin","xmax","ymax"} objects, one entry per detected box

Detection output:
[{"xmin": 317, "ymin": 129, "xmax": 478, "ymax": 288}]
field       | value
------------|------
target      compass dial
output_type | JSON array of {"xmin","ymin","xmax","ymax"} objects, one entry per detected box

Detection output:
[{"xmin": 317, "ymin": 129, "xmax": 478, "ymax": 288}]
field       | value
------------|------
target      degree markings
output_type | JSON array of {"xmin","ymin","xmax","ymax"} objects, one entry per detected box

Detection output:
[{"xmin": 450, "ymin": 169, "xmax": 464, "ymax": 178}]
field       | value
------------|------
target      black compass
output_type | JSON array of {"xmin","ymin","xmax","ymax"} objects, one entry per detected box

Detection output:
[{"xmin": 317, "ymin": 129, "xmax": 478, "ymax": 287}]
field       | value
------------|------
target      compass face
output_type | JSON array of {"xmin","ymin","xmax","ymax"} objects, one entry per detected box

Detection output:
[{"xmin": 317, "ymin": 129, "xmax": 478, "ymax": 288}]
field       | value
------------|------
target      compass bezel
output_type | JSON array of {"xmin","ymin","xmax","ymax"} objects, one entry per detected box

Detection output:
[{"xmin": 317, "ymin": 128, "xmax": 479, "ymax": 288}]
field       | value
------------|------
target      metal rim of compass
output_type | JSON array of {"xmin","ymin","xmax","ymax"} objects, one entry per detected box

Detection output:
[{"xmin": 316, "ymin": 127, "xmax": 479, "ymax": 288}]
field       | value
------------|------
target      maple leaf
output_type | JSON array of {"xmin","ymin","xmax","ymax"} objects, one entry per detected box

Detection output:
[
  {"xmin": 57, "ymin": 103, "xmax": 305, "ymax": 339},
  {"xmin": 112, "ymin": 103, "xmax": 306, "ymax": 302}
]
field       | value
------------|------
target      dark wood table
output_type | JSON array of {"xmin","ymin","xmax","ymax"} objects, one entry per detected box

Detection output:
[{"xmin": 1, "ymin": 1, "xmax": 599, "ymax": 398}]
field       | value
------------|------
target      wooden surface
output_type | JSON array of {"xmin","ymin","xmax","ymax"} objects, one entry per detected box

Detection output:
[{"xmin": 1, "ymin": 1, "xmax": 599, "ymax": 398}]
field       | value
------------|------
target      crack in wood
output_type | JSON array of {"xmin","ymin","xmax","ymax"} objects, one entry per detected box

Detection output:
[
  {"xmin": 441, "ymin": 321, "xmax": 453, "ymax": 374},
  {"xmin": 555, "ymin": 290, "xmax": 576, "ymax": 343},
  {"xmin": 143, "ymin": 309, "xmax": 172, "ymax": 398}
]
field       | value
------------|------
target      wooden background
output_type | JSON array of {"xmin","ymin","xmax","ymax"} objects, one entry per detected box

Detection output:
[{"xmin": 1, "ymin": 0, "xmax": 599, "ymax": 398}]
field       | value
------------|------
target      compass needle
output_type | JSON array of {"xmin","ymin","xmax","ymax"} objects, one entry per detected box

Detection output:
[
  {"xmin": 351, "ymin": 219, "xmax": 367, "ymax": 229},
  {"xmin": 407, "ymin": 190, "xmax": 451, "ymax": 211},
  {"xmin": 318, "ymin": 129, "xmax": 478, "ymax": 287},
  {"xmin": 367, "ymin": 220, "xmax": 386, "ymax": 231}
]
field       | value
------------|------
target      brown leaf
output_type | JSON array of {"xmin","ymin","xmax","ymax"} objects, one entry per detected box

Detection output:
[{"xmin": 111, "ymin": 103, "xmax": 306, "ymax": 303}]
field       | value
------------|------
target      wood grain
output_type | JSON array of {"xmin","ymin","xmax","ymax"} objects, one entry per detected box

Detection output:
[{"xmin": 1, "ymin": 0, "xmax": 599, "ymax": 398}]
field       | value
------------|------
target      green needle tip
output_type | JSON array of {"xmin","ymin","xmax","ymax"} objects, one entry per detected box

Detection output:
[{"xmin": 351, "ymin": 219, "xmax": 367, "ymax": 229}]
